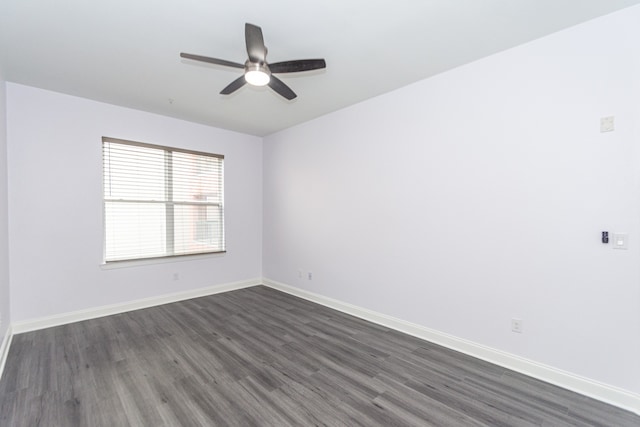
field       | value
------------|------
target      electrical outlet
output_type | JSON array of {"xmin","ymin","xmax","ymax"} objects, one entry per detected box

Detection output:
[
  {"xmin": 307, "ymin": 272, "xmax": 313, "ymax": 280},
  {"xmin": 511, "ymin": 318, "xmax": 523, "ymax": 333},
  {"xmin": 172, "ymin": 273, "xmax": 179, "ymax": 281},
  {"xmin": 613, "ymin": 233, "xmax": 628, "ymax": 250}
]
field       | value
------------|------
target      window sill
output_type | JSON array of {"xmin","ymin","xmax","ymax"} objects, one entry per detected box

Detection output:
[{"xmin": 100, "ymin": 251, "xmax": 226, "ymax": 270}]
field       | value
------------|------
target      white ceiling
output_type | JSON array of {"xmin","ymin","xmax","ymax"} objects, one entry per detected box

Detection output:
[{"xmin": 1, "ymin": 0, "xmax": 639, "ymax": 136}]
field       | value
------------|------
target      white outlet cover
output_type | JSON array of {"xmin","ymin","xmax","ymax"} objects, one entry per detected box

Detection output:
[
  {"xmin": 613, "ymin": 233, "xmax": 628, "ymax": 249},
  {"xmin": 600, "ymin": 116, "xmax": 614, "ymax": 132}
]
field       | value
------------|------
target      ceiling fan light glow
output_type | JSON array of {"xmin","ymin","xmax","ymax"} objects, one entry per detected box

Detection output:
[
  {"xmin": 245, "ymin": 62, "xmax": 271, "ymax": 86},
  {"xmin": 245, "ymin": 70, "xmax": 270, "ymax": 86}
]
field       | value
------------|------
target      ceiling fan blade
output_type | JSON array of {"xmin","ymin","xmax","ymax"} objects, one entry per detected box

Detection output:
[
  {"xmin": 268, "ymin": 75, "xmax": 297, "ymax": 100},
  {"xmin": 245, "ymin": 23, "xmax": 266, "ymax": 63},
  {"xmin": 220, "ymin": 75, "xmax": 247, "ymax": 95},
  {"xmin": 180, "ymin": 53, "xmax": 244, "ymax": 69},
  {"xmin": 269, "ymin": 59, "xmax": 326, "ymax": 73}
]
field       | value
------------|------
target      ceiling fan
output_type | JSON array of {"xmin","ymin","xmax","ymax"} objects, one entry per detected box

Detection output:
[{"xmin": 180, "ymin": 23, "xmax": 326, "ymax": 100}]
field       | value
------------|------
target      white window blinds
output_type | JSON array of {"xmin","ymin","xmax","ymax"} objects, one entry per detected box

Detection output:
[{"xmin": 102, "ymin": 137, "xmax": 225, "ymax": 262}]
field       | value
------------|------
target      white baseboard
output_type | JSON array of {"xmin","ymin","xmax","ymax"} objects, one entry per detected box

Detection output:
[
  {"xmin": 11, "ymin": 278, "xmax": 261, "ymax": 334},
  {"xmin": 0, "ymin": 325, "xmax": 13, "ymax": 381},
  {"xmin": 262, "ymin": 278, "xmax": 640, "ymax": 416},
  {"xmin": 5, "ymin": 277, "xmax": 639, "ymax": 415}
]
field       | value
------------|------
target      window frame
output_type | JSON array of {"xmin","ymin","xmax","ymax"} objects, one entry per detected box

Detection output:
[{"xmin": 102, "ymin": 136, "xmax": 225, "ymax": 264}]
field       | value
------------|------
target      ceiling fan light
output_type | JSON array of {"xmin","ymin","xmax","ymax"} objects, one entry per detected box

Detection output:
[{"xmin": 245, "ymin": 69, "xmax": 270, "ymax": 86}]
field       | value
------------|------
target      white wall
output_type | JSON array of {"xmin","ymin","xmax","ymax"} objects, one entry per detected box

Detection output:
[
  {"xmin": 263, "ymin": 7, "xmax": 640, "ymax": 394},
  {"xmin": 6, "ymin": 84, "xmax": 262, "ymax": 322},
  {"xmin": 0, "ymin": 70, "xmax": 10, "ymax": 340}
]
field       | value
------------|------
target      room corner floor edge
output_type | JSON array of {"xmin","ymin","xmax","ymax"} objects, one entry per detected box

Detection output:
[
  {"xmin": 261, "ymin": 278, "xmax": 640, "ymax": 416},
  {"xmin": 0, "ymin": 277, "xmax": 637, "ymax": 418}
]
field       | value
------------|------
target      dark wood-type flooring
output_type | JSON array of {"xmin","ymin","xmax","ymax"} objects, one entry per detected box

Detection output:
[{"xmin": 0, "ymin": 285, "xmax": 638, "ymax": 426}]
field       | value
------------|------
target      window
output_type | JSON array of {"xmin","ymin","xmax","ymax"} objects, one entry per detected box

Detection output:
[{"xmin": 102, "ymin": 137, "xmax": 224, "ymax": 262}]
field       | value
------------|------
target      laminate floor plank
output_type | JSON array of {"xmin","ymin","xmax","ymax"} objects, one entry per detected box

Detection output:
[
  {"xmin": 412, "ymin": 346, "xmax": 508, "ymax": 382},
  {"xmin": 459, "ymin": 375, "xmax": 572, "ymax": 422},
  {"xmin": 1, "ymin": 285, "xmax": 638, "ymax": 426},
  {"xmin": 371, "ymin": 373, "xmax": 487, "ymax": 427},
  {"xmin": 351, "ymin": 329, "xmax": 425, "ymax": 357},
  {"xmin": 237, "ymin": 375, "xmax": 320, "ymax": 427},
  {"xmin": 306, "ymin": 369, "xmax": 410, "ymax": 427},
  {"xmin": 407, "ymin": 376, "xmax": 546, "ymax": 427}
]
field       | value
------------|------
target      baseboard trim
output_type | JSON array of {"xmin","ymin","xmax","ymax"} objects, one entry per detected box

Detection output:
[
  {"xmin": 12, "ymin": 278, "xmax": 261, "ymax": 334},
  {"xmin": 0, "ymin": 325, "xmax": 13, "ymax": 382},
  {"xmin": 262, "ymin": 278, "xmax": 640, "ymax": 416}
]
